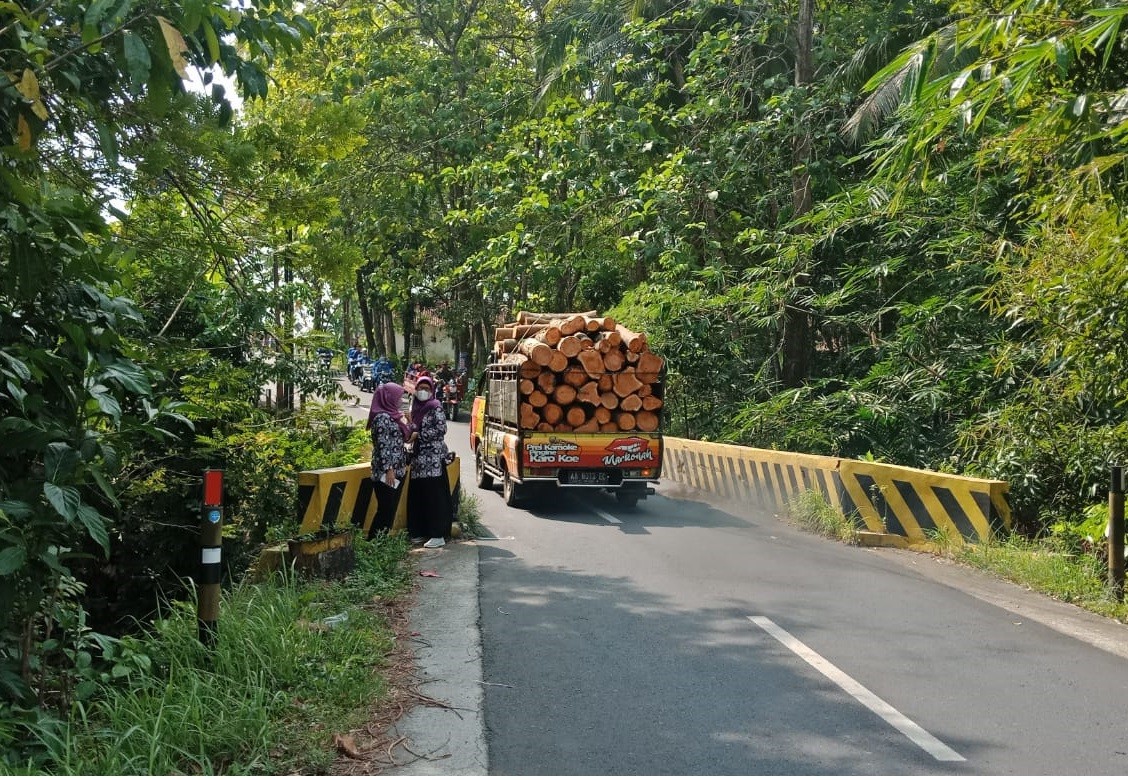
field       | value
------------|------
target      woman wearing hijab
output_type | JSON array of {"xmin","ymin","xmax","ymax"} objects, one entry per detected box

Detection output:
[
  {"xmin": 365, "ymin": 382, "xmax": 410, "ymax": 539},
  {"xmin": 407, "ymin": 375, "xmax": 455, "ymax": 548}
]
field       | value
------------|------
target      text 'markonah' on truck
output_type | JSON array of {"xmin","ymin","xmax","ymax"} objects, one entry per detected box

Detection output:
[{"xmin": 470, "ymin": 311, "xmax": 665, "ymax": 508}]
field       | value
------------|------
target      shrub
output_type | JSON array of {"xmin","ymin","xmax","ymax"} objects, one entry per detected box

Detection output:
[
  {"xmin": 788, "ymin": 491, "xmax": 860, "ymax": 544},
  {"xmin": 1, "ymin": 532, "xmax": 411, "ymax": 775}
]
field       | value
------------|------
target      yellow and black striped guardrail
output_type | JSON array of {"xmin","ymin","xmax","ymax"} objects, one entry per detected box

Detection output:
[
  {"xmin": 662, "ymin": 437, "xmax": 1010, "ymax": 545},
  {"xmin": 295, "ymin": 458, "xmax": 462, "ymax": 537},
  {"xmin": 251, "ymin": 459, "xmax": 462, "ymax": 579}
]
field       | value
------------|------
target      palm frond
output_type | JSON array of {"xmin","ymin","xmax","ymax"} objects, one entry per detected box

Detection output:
[
  {"xmin": 836, "ymin": 36, "xmax": 891, "ymax": 91},
  {"xmin": 842, "ymin": 22, "xmax": 966, "ymax": 147}
]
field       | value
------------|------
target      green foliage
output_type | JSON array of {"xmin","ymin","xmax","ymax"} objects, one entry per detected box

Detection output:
[
  {"xmin": 924, "ymin": 523, "xmax": 959, "ymax": 555},
  {"xmin": 1, "ymin": 533, "xmax": 411, "ymax": 774},
  {"xmin": 1049, "ymin": 503, "xmax": 1110, "ymax": 558},
  {"xmin": 340, "ymin": 532, "xmax": 413, "ymax": 605},
  {"xmin": 456, "ymin": 492, "xmax": 486, "ymax": 539},
  {"xmin": 957, "ymin": 534, "xmax": 1125, "ymax": 620},
  {"xmin": 226, "ymin": 405, "xmax": 365, "ymax": 537},
  {"xmin": 0, "ymin": 268, "xmax": 184, "ymax": 703},
  {"xmin": 788, "ymin": 490, "xmax": 860, "ymax": 544},
  {"xmin": 38, "ymin": 326, "xmax": 372, "ymax": 641},
  {"xmin": 2, "ymin": 0, "xmax": 316, "ymax": 715},
  {"xmin": 613, "ymin": 280, "xmax": 773, "ymax": 440},
  {"xmin": 845, "ymin": 3, "xmax": 1128, "ymax": 529}
]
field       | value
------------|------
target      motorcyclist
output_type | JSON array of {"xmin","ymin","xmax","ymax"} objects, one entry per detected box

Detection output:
[
  {"xmin": 372, "ymin": 354, "xmax": 393, "ymax": 385},
  {"xmin": 436, "ymin": 362, "xmax": 454, "ymax": 403},
  {"xmin": 351, "ymin": 349, "xmax": 369, "ymax": 384}
]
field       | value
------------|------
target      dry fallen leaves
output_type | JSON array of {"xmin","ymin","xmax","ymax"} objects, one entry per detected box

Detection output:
[
  {"xmin": 328, "ymin": 587, "xmax": 429, "ymax": 775},
  {"xmin": 333, "ymin": 734, "xmax": 363, "ymax": 760}
]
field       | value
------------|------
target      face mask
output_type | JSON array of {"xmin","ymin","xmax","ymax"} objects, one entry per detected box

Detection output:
[{"xmin": 416, "ymin": 390, "xmax": 431, "ymax": 402}]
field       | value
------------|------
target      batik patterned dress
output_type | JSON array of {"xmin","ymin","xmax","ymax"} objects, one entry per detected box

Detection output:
[
  {"xmin": 367, "ymin": 413, "xmax": 409, "ymax": 538},
  {"xmin": 407, "ymin": 407, "xmax": 454, "ymax": 539},
  {"xmin": 370, "ymin": 414, "xmax": 409, "ymax": 483}
]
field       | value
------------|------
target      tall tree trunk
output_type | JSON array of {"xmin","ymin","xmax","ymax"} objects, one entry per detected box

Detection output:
[
  {"xmin": 273, "ymin": 251, "xmax": 284, "ymax": 410},
  {"xmin": 792, "ymin": 0, "xmax": 813, "ymax": 217},
  {"xmin": 283, "ymin": 235, "xmax": 295, "ymax": 410},
  {"xmin": 311, "ymin": 276, "xmax": 324, "ymax": 332},
  {"xmin": 383, "ymin": 309, "xmax": 397, "ymax": 359},
  {"xmin": 373, "ymin": 307, "xmax": 386, "ymax": 357},
  {"xmin": 401, "ymin": 303, "xmax": 416, "ymax": 364},
  {"xmin": 355, "ymin": 268, "xmax": 375, "ymax": 352},
  {"xmin": 780, "ymin": 0, "xmax": 815, "ymax": 389},
  {"xmin": 478, "ymin": 318, "xmax": 490, "ymax": 363},
  {"xmin": 343, "ymin": 296, "xmax": 353, "ymax": 349}
]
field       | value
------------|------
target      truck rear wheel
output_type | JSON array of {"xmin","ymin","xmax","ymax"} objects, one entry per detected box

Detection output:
[
  {"xmin": 475, "ymin": 447, "xmax": 493, "ymax": 489},
  {"xmin": 502, "ymin": 469, "xmax": 521, "ymax": 507},
  {"xmin": 616, "ymin": 491, "xmax": 640, "ymax": 509}
]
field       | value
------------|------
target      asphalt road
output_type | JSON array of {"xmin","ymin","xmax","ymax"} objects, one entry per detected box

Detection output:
[
  {"xmin": 340, "ymin": 382, "xmax": 1128, "ymax": 774},
  {"xmin": 443, "ymin": 422, "xmax": 1128, "ymax": 775}
]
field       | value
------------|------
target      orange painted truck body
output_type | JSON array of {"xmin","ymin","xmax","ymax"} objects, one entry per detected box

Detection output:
[{"xmin": 469, "ymin": 364, "xmax": 663, "ymax": 507}]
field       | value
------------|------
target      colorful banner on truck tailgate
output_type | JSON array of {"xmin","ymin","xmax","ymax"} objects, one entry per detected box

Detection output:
[{"xmin": 522, "ymin": 433, "xmax": 662, "ymax": 469}]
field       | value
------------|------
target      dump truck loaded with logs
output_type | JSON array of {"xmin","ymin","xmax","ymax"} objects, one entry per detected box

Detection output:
[{"xmin": 470, "ymin": 311, "xmax": 664, "ymax": 508}]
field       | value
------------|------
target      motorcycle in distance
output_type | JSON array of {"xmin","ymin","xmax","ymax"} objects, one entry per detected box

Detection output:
[
  {"xmin": 441, "ymin": 378, "xmax": 460, "ymax": 421},
  {"xmin": 373, "ymin": 364, "xmax": 394, "ymax": 387},
  {"xmin": 356, "ymin": 356, "xmax": 377, "ymax": 391},
  {"xmin": 360, "ymin": 360, "xmax": 393, "ymax": 393},
  {"xmin": 345, "ymin": 345, "xmax": 360, "ymax": 382},
  {"xmin": 362, "ymin": 356, "xmax": 394, "ymax": 393},
  {"xmin": 316, "ymin": 347, "xmax": 333, "ymax": 374},
  {"xmin": 348, "ymin": 351, "xmax": 369, "ymax": 385}
]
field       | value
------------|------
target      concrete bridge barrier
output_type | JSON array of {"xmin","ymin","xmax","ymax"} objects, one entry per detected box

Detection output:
[
  {"xmin": 250, "ymin": 459, "xmax": 462, "ymax": 579},
  {"xmin": 294, "ymin": 458, "xmax": 462, "ymax": 537},
  {"xmin": 661, "ymin": 437, "xmax": 1010, "ymax": 545}
]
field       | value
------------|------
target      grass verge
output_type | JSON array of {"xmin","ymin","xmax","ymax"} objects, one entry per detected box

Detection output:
[
  {"xmin": 786, "ymin": 489, "xmax": 1128, "ymax": 624},
  {"xmin": 2, "ymin": 532, "xmax": 413, "ymax": 775},
  {"xmin": 788, "ymin": 490, "xmax": 860, "ymax": 544},
  {"xmin": 954, "ymin": 535, "xmax": 1128, "ymax": 623},
  {"xmin": 457, "ymin": 491, "xmax": 486, "ymax": 539}
]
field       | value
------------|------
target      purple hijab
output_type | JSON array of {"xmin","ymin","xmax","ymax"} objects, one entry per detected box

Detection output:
[
  {"xmin": 410, "ymin": 375, "xmax": 442, "ymax": 429},
  {"xmin": 367, "ymin": 382, "xmax": 411, "ymax": 439}
]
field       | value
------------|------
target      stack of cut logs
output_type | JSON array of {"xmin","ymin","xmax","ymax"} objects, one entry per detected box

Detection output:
[{"xmin": 492, "ymin": 310, "xmax": 664, "ymax": 433}]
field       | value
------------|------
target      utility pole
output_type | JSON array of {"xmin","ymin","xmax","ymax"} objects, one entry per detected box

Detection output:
[{"xmin": 1111, "ymin": 465, "xmax": 1125, "ymax": 601}]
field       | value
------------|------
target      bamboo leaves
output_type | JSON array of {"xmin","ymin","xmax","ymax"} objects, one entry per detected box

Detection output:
[{"xmin": 853, "ymin": 0, "xmax": 1128, "ymax": 180}]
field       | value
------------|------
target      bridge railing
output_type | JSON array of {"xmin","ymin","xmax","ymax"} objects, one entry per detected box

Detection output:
[
  {"xmin": 295, "ymin": 458, "xmax": 462, "ymax": 537},
  {"xmin": 661, "ymin": 437, "xmax": 1010, "ymax": 545},
  {"xmin": 250, "ymin": 459, "xmax": 462, "ymax": 580},
  {"xmin": 281, "ymin": 440, "xmax": 1008, "ymax": 551}
]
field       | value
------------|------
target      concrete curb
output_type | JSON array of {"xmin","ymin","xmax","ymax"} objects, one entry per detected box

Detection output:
[{"xmin": 384, "ymin": 541, "xmax": 488, "ymax": 775}]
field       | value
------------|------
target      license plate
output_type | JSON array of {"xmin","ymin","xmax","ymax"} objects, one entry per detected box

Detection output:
[{"xmin": 561, "ymin": 470, "xmax": 614, "ymax": 486}]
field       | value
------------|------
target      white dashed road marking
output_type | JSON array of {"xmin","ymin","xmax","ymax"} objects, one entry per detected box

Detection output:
[
  {"xmin": 748, "ymin": 616, "xmax": 965, "ymax": 763},
  {"xmin": 588, "ymin": 505, "xmax": 622, "ymax": 525}
]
